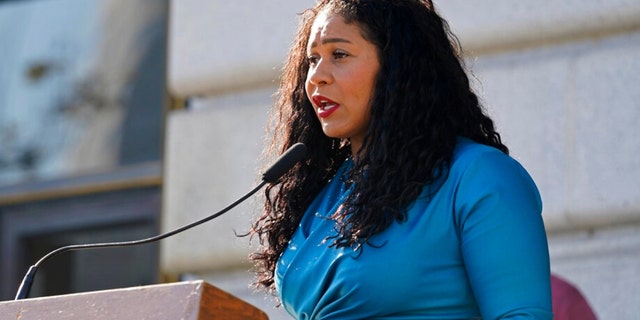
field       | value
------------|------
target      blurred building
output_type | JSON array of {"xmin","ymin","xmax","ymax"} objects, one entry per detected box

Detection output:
[
  {"xmin": 0, "ymin": 0, "xmax": 167, "ymax": 300},
  {"xmin": 1, "ymin": 0, "xmax": 639, "ymax": 319}
]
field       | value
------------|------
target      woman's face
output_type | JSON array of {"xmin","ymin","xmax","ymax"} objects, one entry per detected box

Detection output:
[{"xmin": 305, "ymin": 10, "xmax": 380, "ymax": 154}]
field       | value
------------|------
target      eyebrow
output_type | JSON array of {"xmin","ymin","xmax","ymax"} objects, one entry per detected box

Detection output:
[{"xmin": 309, "ymin": 37, "xmax": 352, "ymax": 48}]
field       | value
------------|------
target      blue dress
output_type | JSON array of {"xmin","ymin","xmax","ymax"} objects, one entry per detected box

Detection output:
[{"xmin": 275, "ymin": 138, "xmax": 552, "ymax": 319}]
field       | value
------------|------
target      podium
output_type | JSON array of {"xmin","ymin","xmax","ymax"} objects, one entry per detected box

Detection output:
[{"xmin": 0, "ymin": 280, "xmax": 269, "ymax": 319}]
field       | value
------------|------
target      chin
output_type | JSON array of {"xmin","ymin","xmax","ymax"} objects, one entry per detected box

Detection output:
[{"xmin": 321, "ymin": 130, "xmax": 347, "ymax": 140}]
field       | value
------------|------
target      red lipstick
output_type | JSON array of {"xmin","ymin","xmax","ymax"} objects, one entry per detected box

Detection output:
[{"xmin": 312, "ymin": 95, "xmax": 340, "ymax": 118}]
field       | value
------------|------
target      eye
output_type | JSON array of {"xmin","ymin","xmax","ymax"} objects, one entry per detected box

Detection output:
[
  {"xmin": 307, "ymin": 54, "xmax": 319, "ymax": 66},
  {"xmin": 333, "ymin": 50, "xmax": 348, "ymax": 60}
]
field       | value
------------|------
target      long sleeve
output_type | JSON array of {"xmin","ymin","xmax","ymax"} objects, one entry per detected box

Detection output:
[{"xmin": 455, "ymin": 150, "xmax": 552, "ymax": 319}]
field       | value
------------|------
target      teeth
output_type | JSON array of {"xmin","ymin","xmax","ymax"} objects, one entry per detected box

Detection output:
[
  {"xmin": 315, "ymin": 97, "xmax": 336, "ymax": 110},
  {"xmin": 320, "ymin": 103, "xmax": 335, "ymax": 110}
]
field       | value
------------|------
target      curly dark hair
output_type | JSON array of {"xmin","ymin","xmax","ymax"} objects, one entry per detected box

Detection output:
[{"xmin": 249, "ymin": 0, "xmax": 507, "ymax": 291}]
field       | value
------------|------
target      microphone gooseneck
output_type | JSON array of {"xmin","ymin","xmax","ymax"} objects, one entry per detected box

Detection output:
[
  {"xmin": 262, "ymin": 143, "xmax": 307, "ymax": 182},
  {"xmin": 14, "ymin": 143, "xmax": 307, "ymax": 300}
]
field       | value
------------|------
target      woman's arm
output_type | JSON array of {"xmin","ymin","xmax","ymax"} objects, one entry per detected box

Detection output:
[{"xmin": 456, "ymin": 151, "xmax": 552, "ymax": 319}]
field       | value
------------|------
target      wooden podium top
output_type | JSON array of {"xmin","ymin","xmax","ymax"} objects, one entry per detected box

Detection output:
[{"xmin": 0, "ymin": 280, "xmax": 269, "ymax": 319}]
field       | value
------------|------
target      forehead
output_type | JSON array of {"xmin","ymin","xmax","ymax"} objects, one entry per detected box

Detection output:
[{"xmin": 307, "ymin": 10, "xmax": 363, "ymax": 47}]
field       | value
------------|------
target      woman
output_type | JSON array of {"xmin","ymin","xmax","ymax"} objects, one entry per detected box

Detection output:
[{"xmin": 250, "ymin": 0, "xmax": 552, "ymax": 319}]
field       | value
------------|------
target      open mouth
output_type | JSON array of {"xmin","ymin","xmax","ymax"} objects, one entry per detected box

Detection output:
[{"xmin": 312, "ymin": 95, "xmax": 339, "ymax": 118}]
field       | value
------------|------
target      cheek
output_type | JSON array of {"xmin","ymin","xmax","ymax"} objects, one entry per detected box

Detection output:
[
  {"xmin": 304, "ymin": 78, "xmax": 313, "ymax": 101},
  {"xmin": 350, "ymin": 65, "xmax": 377, "ymax": 98},
  {"xmin": 353, "ymin": 77, "xmax": 376, "ymax": 108}
]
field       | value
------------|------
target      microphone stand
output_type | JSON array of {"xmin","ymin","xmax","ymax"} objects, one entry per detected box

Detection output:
[
  {"xmin": 14, "ymin": 143, "xmax": 307, "ymax": 300},
  {"xmin": 15, "ymin": 182, "xmax": 265, "ymax": 300}
]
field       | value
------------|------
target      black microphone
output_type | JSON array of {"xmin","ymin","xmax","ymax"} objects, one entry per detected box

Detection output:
[{"xmin": 14, "ymin": 142, "xmax": 307, "ymax": 300}]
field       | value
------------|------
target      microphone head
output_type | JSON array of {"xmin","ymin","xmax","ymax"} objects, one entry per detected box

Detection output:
[{"xmin": 262, "ymin": 143, "xmax": 307, "ymax": 183}]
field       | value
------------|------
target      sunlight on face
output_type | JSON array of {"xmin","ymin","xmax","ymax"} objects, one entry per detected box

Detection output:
[{"xmin": 305, "ymin": 10, "xmax": 380, "ymax": 155}]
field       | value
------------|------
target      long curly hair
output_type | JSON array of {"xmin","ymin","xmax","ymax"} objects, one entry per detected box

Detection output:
[{"xmin": 249, "ymin": 0, "xmax": 507, "ymax": 291}]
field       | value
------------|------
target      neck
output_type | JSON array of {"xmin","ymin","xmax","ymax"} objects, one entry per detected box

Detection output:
[{"xmin": 350, "ymin": 139, "xmax": 362, "ymax": 158}]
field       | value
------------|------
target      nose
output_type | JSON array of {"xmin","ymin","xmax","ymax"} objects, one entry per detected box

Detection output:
[{"xmin": 307, "ymin": 59, "xmax": 332, "ymax": 86}]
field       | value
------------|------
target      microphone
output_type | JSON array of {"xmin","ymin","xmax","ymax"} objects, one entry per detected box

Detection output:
[{"xmin": 14, "ymin": 142, "xmax": 307, "ymax": 300}]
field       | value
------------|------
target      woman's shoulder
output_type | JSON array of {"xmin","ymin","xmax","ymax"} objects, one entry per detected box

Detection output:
[
  {"xmin": 453, "ymin": 137, "xmax": 506, "ymax": 160},
  {"xmin": 450, "ymin": 137, "xmax": 535, "ymax": 186},
  {"xmin": 452, "ymin": 137, "xmax": 512, "ymax": 169},
  {"xmin": 446, "ymin": 138, "xmax": 542, "ymax": 233}
]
